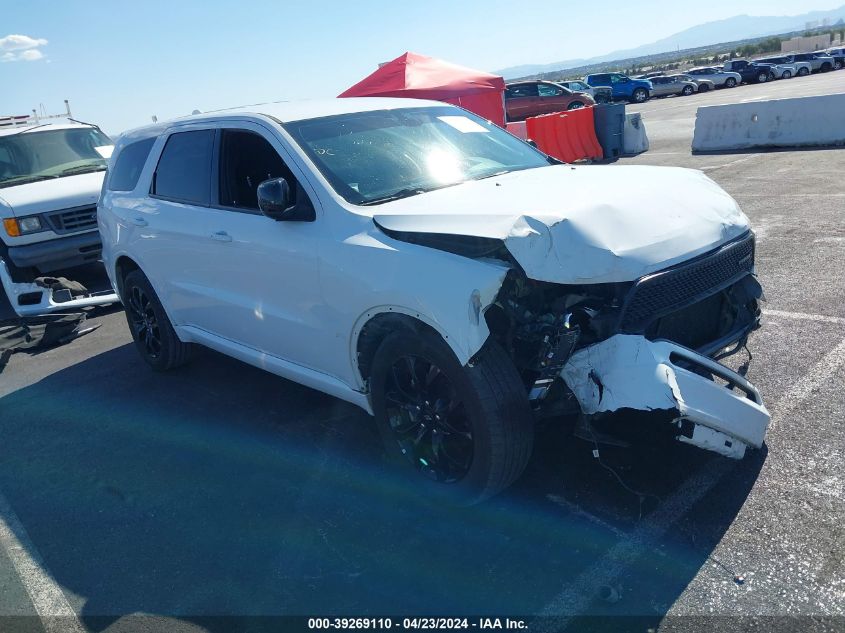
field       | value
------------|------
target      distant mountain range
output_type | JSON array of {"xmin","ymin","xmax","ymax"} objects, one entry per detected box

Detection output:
[{"xmin": 496, "ymin": 5, "xmax": 845, "ymax": 78}]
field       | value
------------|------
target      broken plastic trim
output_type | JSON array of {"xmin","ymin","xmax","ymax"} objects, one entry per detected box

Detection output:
[
  {"xmin": 561, "ymin": 334, "xmax": 770, "ymax": 459},
  {"xmin": 0, "ymin": 257, "xmax": 119, "ymax": 317}
]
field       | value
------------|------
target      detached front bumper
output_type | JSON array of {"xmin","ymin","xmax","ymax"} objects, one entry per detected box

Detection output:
[{"xmin": 561, "ymin": 334, "xmax": 770, "ymax": 459}]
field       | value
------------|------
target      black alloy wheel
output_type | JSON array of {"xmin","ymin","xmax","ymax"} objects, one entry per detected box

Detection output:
[
  {"xmin": 383, "ymin": 354, "xmax": 473, "ymax": 483},
  {"xmin": 128, "ymin": 284, "xmax": 161, "ymax": 360}
]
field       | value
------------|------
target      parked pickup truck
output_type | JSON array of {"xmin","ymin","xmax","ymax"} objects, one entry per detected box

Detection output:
[
  {"xmin": 0, "ymin": 119, "xmax": 112, "ymax": 282},
  {"xmin": 722, "ymin": 59, "xmax": 776, "ymax": 83},
  {"xmin": 584, "ymin": 72, "xmax": 652, "ymax": 103},
  {"xmin": 99, "ymin": 98, "xmax": 770, "ymax": 502}
]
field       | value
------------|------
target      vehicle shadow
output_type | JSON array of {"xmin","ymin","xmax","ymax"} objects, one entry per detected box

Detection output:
[{"xmin": 0, "ymin": 343, "xmax": 764, "ymax": 632}]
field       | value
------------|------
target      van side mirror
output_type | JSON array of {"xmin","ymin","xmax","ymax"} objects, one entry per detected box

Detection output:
[{"xmin": 257, "ymin": 178, "xmax": 295, "ymax": 220}]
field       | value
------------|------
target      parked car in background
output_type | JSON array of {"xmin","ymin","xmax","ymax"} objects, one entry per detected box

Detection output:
[
  {"xmin": 633, "ymin": 71, "xmax": 665, "ymax": 79},
  {"xmin": 783, "ymin": 52, "xmax": 833, "ymax": 73},
  {"xmin": 670, "ymin": 73, "xmax": 716, "ymax": 92},
  {"xmin": 754, "ymin": 56, "xmax": 803, "ymax": 78},
  {"xmin": 648, "ymin": 75, "xmax": 698, "ymax": 97},
  {"xmin": 555, "ymin": 80, "xmax": 612, "ymax": 104},
  {"xmin": 821, "ymin": 49, "xmax": 845, "ymax": 70},
  {"xmin": 686, "ymin": 67, "xmax": 742, "ymax": 88},
  {"xmin": 722, "ymin": 59, "xmax": 776, "ymax": 83},
  {"xmin": 99, "ymin": 98, "xmax": 770, "ymax": 502},
  {"xmin": 0, "ymin": 119, "xmax": 112, "ymax": 282},
  {"xmin": 504, "ymin": 81, "xmax": 595, "ymax": 121},
  {"xmin": 583, "ymin": 72, "xmax": 652, "ymax": 103}
]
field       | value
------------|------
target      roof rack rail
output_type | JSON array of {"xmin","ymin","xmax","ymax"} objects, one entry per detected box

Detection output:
[{"xmin": 0, "ymin": 100, "xmax": 72, "ymax": 129}]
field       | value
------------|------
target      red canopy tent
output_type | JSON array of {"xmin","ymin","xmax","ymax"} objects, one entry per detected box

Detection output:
[{"xmin": 339, "ymin": 52, "xmax": 506, "ymax": 127}]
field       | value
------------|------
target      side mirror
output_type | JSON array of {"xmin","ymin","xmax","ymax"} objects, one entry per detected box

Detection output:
[{"xmin": 257, "ymin": 177, "xmax": 295, "ymax": 221}]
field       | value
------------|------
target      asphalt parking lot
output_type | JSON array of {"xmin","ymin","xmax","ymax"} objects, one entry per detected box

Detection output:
[{"xmin": 1, "ymin": 73, "xmax": 844, "ymax": 632}]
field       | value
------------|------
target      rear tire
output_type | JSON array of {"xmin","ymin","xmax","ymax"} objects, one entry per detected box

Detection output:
[
  {"xmin": 682, "ymin": 85, "xmax": 694, "ymax": 95},
  {"xmin": 757, "ymin": 72, "xmax": 769, "ymax": 83},
  {"xmin": 630, "ymin": 88, "xmax": 648, "ymax": 103},
  {"xmin": 835, "ymin": 61, "xmax": 843, "ymax": 71},
  {"xmin": 567, "ymin": 101, "xmax": 585, "ymax": 110},
  {"xmin": 725, "ymin": 77, "xmax": 737, "ymax": 88},
  {"xmin": 370, "ymin": 330, "xmax": 534, "ymax": 504},
  {"xmin": 122, "ymin": 269, "xmax": 193, "ymax": 371}
]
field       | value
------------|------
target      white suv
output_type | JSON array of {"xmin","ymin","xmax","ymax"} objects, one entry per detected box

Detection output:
[
  {"xmin": 1, "ymin": 121, "xmax": 112, "ymax": 281},
  {"xmin": 99, "ymin": 98, "xmax": 770, "ymax": 502}
]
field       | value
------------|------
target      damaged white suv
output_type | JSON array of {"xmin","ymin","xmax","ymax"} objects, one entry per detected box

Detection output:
[{"xmin": 99, "ymin": 99, "xmax": 770, "ymax": 502}]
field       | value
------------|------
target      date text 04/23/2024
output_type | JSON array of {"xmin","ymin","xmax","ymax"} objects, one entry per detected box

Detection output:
[{"xmin": 307, "ymin": 618, "xmax": 528, "ymax": 630}]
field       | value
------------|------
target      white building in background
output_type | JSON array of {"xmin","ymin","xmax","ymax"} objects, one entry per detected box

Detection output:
[{"xmin": 782, "ymin": 33, "xmax": 832, "ymax": 52}]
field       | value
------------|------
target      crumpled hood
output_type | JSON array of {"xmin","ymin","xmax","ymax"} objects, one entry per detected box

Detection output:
[
  {"xmin": 0, "ymin": 171, "xmax": 104, "ymax": 216},
  {"xmin": 372, "ymin": 164, "xmax": 749, "ymax": 284}
]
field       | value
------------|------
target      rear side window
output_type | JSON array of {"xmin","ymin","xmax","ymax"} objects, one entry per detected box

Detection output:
[
  {"xmin": 152, "ymin": 130, "xmax": 214, "ymax": 205},
  {"xmin": 108, "ymin": 138, "xmax": 155, "ymax": 192}
]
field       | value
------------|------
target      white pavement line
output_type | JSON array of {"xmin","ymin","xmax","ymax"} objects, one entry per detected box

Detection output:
[
  {"xmin": 0, "ymin": 491, "xmax": 85, "ymax": 633},
  {"xmin": 545, "ymin": 494, "xmax": 628, "ymax": 540},
  {"xmin": 535, "ymin": 334, "xmax": 845, "ymax": 630},
  {"xmin": 764, "ymin": 309, "xmax": 845, "ymax": 325},
  {"xmin": 701, "ymin": 153, "xmax": 760, "ymax": 171}
]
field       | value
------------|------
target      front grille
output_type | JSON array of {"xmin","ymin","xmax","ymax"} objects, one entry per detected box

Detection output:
[
  {"xmin": 619, "ymin": 231, "xmax": 755, "ymax": 333},
  {"xmin": 45, "ymin": 205, "xmax": 98, "ymax": 234}
]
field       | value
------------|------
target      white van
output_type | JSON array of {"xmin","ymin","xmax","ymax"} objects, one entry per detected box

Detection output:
[{"xmin": 0, "ymin": 118, "xmax": 113, "ymax": 282}]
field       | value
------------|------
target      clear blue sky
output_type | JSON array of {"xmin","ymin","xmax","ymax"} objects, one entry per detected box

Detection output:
[{"xmin": 2, "ymin": 0, "xmax": 842, "ymax": 134}]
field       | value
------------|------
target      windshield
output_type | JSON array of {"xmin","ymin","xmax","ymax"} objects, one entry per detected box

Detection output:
[
  {"xmin": 283, "ymin": 106, "xmax": 552, "ymax": 205},
  {"xmin": 0, "ymin": 127, "xmax": 113, "ymax": 189}
]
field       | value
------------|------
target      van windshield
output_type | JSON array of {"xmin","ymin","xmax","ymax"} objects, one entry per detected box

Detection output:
[
  {"xmin": 0, "ymin": 127, "xmax": 113, "ymax": 189},
  {"xmin": 283, "ymin": 106, "xmax": 551, "ymax": 205}
]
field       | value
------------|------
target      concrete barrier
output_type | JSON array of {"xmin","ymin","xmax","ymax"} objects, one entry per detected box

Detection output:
[
  {"xmin": 692, "ymin": 93, "xmax": 845, "ymax": 152},
  {"xmin": 623, "ymin": 113, "xmax": 649, "ymax": 155}
]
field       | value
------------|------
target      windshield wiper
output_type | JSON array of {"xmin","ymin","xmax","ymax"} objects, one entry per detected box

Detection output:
[
  {"xmin": 60, "ymin": 164, "xmax": 107, "ymax": 176},
  {"xmin": 0, "ymin": 174, "xmax": 59, "ymax": 188},
  {"xmin": 359, "ymin": 187, "xmax": 430, "ymax": 206}
]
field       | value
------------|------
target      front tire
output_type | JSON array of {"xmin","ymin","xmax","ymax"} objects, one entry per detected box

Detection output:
[
  {"xmin": 821, "ymin": 63, "xmax": 832, "ymax": 73},
  {"xmin": 782, "ymin": 70, "xmax": 792, "ymax": 79},
  {"xmin": 698, "ymin": 83, "xmax": 710, "ymax": 92},
  {"xmin": 757, "ymin": 72, "xmax": 769, "ymax": 83},
  {"xmin": 122, "ymin": 269, "xmax": 193, "ymax": 371},
  {"xmin": 567, "ymin": 101, "xmax": 585, "ymax": 110},
  {"xmin": 725, "ymin": 77, "xmax": 737, "ymax": 88},
  {"xmin": 835, "ymin": 61, "xmax": 843, "ymax": 70},
  {"xmin": 798, "ymin": 67, "xmax": 810, "ymax": 76},
  {"xmin": 370, "ymin": 330, "xmax": 534, "ymax": 504}
]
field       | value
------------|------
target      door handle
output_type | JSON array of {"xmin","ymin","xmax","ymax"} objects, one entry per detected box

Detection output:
[
  {"xmin": 211, "ymin": 231, "xmax": 232, "ymax": 242},
  {"xmin": 131, "ymin": 217, "xmax": 148, "ymax": 227}
]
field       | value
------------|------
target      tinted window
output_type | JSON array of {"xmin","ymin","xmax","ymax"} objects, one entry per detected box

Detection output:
[
  {"xmin": 153, "ymin": 130, "xmax": 214, "ymax": 205},
  {"xmin": 218, "ymin": 130, "xmax": 293, "ymax": 210},
  {"xmin": 537, "ymin": 83, "xmax": 561, "ymax": 97},
  {"xmin": 505, "ymin": 84, "xmax": 538, "ymax": 98},
  {"xmin": 108, "ymin": 138, "xmax": 155, "ymax": 192}
]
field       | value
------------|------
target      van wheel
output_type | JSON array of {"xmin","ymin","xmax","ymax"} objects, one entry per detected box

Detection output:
[
  {"xmin": 370, "ymin": 330, "xmax": 534, "ymax": 504},
  {"xmin": 122, "ymin": 269, "xmax": 193, "ymax": 371},
  {"xmin": 725, "ymin": 77, "xmax": 737, "ymax": 88}
]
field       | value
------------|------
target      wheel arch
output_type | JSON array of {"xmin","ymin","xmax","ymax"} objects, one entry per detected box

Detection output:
[
  {"xmin": 351, "ymin": 306, "xmax": 487, "ymax": 392},
  {"xmin": 114, "ymin": 254, "xmax": 141, "ymax": 300}
]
